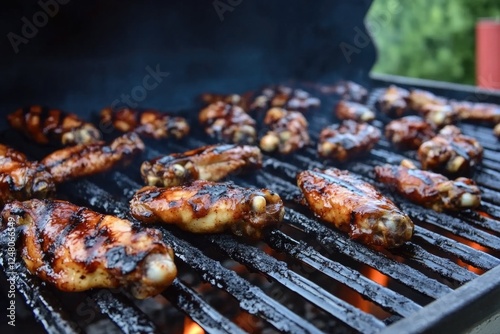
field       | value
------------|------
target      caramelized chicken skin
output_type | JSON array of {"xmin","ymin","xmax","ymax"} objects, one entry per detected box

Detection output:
[
  {"xmin": 0, "ymin": 144, "xmax": 55, "ymax": 207},
  {"xmin": 42, "ymin": 132, "xmax": 145, "ymax": 183},
  {"xmin": 324, "ymin": 81, "xmax": 368, "ymax": 103},
  {"xmin": 318, "ymin": 120, "xmax": 381, "ymax": 162},
  {"xmin": 260, "ymin": 108, "xmax": 310, "ymax": 154},
  {"xmin": 451, "ymin": 101, "xmax": 500, "ymax": 124},
  {"xmin": 8, "ymin": 106, "xmax": 101, "ymax": 146},
  {"xmin": 1, "ymin": 199, "xmax": 177, "ymax": 299},
  {"xmin": 418, "ymin": 125, "xmax": 483, "ymax": 176},
  {"xmin": 419, "ymin": 104, "xmax": 458, "ymax": 128},
  {"xmin": 297, "ymin": 168, "xmax": 414, "ymax": 248},
  {"xmin": 385, "ymin": 116, "xmax": 436, "ymax": 150},
  {"xmin": 100, "ymin": 107, "xmax": 190, "ymax": 140},
  {"xmin": 199, "ymin": 102, "xmax": 257, "ymax": 144},
  {"xmin": 141, "ymin": 144, "xmax": 262, "ymax": 187},
  {"xmin": 376, "ymin": 85, "xmax": 410, "ymax": 118},
  {"xmin": 375, "ymin": 160, "xmax": 481, "ymax": 212},
  {"xmin": 335, "ymin": 101, "xmax": 375, "ymax": 122},
  {"xmin": 251, "ymin": 86, "xmax": 320, "ymax": 112},
  {"xmin": 407, "ymin": 89, "xmax": 447, "ymax": 111},
  {"xmin": 130, "ymin": 181, "xmax": 285, "ymax": 239}
]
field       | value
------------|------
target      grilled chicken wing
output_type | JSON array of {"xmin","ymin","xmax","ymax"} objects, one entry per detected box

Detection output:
[
  {"xmin": 418, "ymin": 125, "xmax": 483, "ymax": 176},
  {"xmin": 0, "ymin": 144, "xmax": 55, "ymax": 206},
  {"xmin": 407, "ymin": 89, "xmax": 447, "ymax": 111},
  {"xmin": 376, "ymin": 86, "xmax": 410, "ymax": 118},
  {"xmin": 260, "ymin": 108, "xmax": 310, "ymax": 154},
  {"xmin": 323, "ymin": 81, "xmax": 368, "ymax": 103},
  {"xmin": 42, "ymin": 132, "xmax": 145, "ymax": 183},
  {"xmin": 199, "ymin": 102, "xmax": 257, "ymax": 144},
  {"xmin": 385, "ymin": 116, "xmax": 436, "ymax": 150},
  {"xmin": 130, "ymin": 181, "xmax": 285, "ymax": 239},
  {"xmin": 8, "ymin": 106, "xmax": 101, "ymax": 146},
  {"xmin": 375, "ymin": 161, "xmax": 481, "ymax": 212},
  {"xmin": 335, "ymin": 101, "xmax": 375, "ymax": 122},
  {"xmin": 451, "ymin": 101, "xmax": 500, "ymax": 124},
  {"xmin": 141, "ymin": 144, "xmax": 262, "ymax": 187},
  {"xmin": 251, "ymin": 86, "xmax": 320, "ymax": 112},
  {"xmin": 100, "ymin": 107, "xmax": 190, "ymax": 140},
  {"xmin": 419, "ymin": 104, "xmax": 458, "ymax": 128},
  {"xmin": 199, "ymin": 92, "xmax": 254, "ymax": 110},
  {"xmin": 297, "ymin": 168, "xmax": 414, "ymax": 248},
  {"xmin": 318, "ymin": 120, "xmax": 381, "ymax": 162},
  {"xmin": 1, "ymin": 199, "xmax": 177, "ymax": 299}
]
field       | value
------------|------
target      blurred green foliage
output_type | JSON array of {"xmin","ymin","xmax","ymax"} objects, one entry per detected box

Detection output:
[{"xmin": 367, "ymin": 0, "xmax": 500, "ymax": 84}]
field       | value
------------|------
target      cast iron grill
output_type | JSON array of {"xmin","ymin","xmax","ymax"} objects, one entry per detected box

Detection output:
[{"xmin": 1, "ymin": 83, "xmax": 500, "ymax": 334}]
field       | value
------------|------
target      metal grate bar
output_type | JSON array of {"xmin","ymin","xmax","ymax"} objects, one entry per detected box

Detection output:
[
  {"xmin": 207, "ymin": 234, "xmax": 386, "ymax": 334},
  {"xmin": 266, "ymin": 229, "xmax": 422, "ymax": 317},
  {"xmin": 66, "ymin": 177, "xmax": 323, "ymax": 334},
  {"xmin": 163, "ymin": 280, "xmax": 246, "ymax": 334}
]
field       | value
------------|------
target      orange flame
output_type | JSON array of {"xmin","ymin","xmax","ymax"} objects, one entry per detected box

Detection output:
[{"xmin": 183, "ymin": 317, "xmax": 204, "ymax": 334}]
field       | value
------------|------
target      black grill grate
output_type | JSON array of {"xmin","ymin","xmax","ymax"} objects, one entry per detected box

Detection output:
[{"xmin": 1, "ymin": 85, "xmax": 500, "ymax": 333}]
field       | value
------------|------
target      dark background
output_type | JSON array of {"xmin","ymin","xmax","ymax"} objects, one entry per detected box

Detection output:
[{"xmin": 0, "ymin": 0, "xmax": 375, "ymax": 122}]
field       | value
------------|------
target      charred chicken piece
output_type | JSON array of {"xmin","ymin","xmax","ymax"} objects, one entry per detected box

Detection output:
[
  {"xmin": 385, "ymin": 116, "xmax": 436, "ymax": 150},
  {"xmin": 297, "ymin": 168, "xmax": 414, "ymax": 248},
  {"xmin": 324, "ymin": 81, "xmax": 368, "ymax": 103},
  {"xmin": 318, "ymin": 120, "xmax": 381, "ymax": 162},
  {"xmin": 199, "ymin": 102, "xmax": 257, "ymax": 144},
  {"xmin": 494, "ymin": 123, "xmax": 500, "ymax": 138},
  {"xmin": 8, "ymin": 106, "xmax": 101, "ymax": 146},
  {"xmin": 100, "ymin": 107, "xmax": 190, "ymax": 140},
  {"xmin": 199, "ymin": 92, "xmax": 253, "ymax": 110},
  {"xmin": 251, "ymin": 86, "xmax": 320, "ymax": 112},
  {"xmin": 419, "ymin": 104, "xmax": 458, "ymax": 128},
  {"xmin": 41, "ymin": 132, "xmax": 145, "ymax": 183},
  {"xmin": 0, "ymin": 144, "xmax": 55, "ymax": 207},
  {"xmin": 260, "ymin": 108, "xmax": 310, "ymax": 154},
  {"xmin": 375, "ymin": 160, "xmax": 481, "ymax": 212},
  {"xmin": 376, "ymin": 85, "xmax": 410, "ymax": 118},
  {"xmin": 407, "ymin": 89, "xmax": 447, "ymax": 111},
  {"xmin": 141, "ymin": 144, "xmax": 262, "ymax": 187},
  {"xmin": 130, "ymin": 181, "xmax": 285, "ymax": 239},
  {"xmin": 1, "ymin": 199, "xmax": 177, "ymax": 299},
  {"xmin": 335, "ymin": 101, "xmax": 375, "ymax": 122},
  {"xmin": 418, "ymin": 125, "xmax": 483, "ymax": 176},
  {"xmin": 450, "ymin": 101, "xmax": 500, "ymax": 124}
]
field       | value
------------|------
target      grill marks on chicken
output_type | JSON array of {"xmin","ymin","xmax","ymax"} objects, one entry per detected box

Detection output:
[
  {"xmin": 199, "ymin": 102, "xmax": 257, "ymax": 144},
  {"xmin": 376, "ymin": 86, "xmax": 410, "ymax": 118},
  {"xmin": 335, "ymin": 101, "xmax": 375, "ymax": 122},
  {"xmin": 42, "ymin": 132, "xmax": 145, "ymax": 183},
  {"xmin": 418, "ymin": 125, "xmax": 483, "ymax": 176},
  {"xmin": 100, "ymin": 107, "xmax": 190, "ymax": 140},
  {"xmin": 297, "ymin": 168, "xmax": 414, "ymax": 248},
  {"xmin": 1, "ymin": 199, "xmax": 177, "ymax": 299},
  {"xmin": 407, "ymin": 89, "xmax": 447, "ymax": 111},
  {"xmin": 419, "ymin": 104, "xmax": 458, "ymax": 128},
  {"xmin": 8, "ymin": 106, "xmax": 101, "ymax": 146},
  {"xmin": 141, "ymin": 144, "xmax": 262, "ymax": 187},
  {"xmin": 451, "ymin": 101, "xmax": 500, "ymax": 124},
  {"xmin": 0, "ymin": 144, "xmax": 55, "ymax": 206},
  {"xmin": 318, "ymin": 120, "xmax": 381, "ymax": 162},
  {"xmin": 260, "ymin": 108, "xmax": 310, "ymax": 154},
  {"xmin": 130, "ymin": 181, "xmax": 285, "ymax": 239},
  {"xmin": 375, "ymin": 161, "xmax": 481, "ymax": 212},
  {"xmin": 385, "ymin": 116, "xmax": 436, "ymax": 150}
]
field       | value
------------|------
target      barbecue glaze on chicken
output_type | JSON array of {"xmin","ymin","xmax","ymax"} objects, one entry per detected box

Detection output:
[
  {"xmin": 130, "ymin": 181, "xmax": 285, "ymax": 239},
  {"xmin": 297, "ymin": 168, "xmax": 414, "ymax": 248},
  {"xmin": 42, "ymin": 132, "xmax": 145, "ymax": 183},
  {"xmin": 1, "ymin": 199, "xmax": 177, "ymax": 299},
  {"xmin": 451, "ymin": 101, "xmax": 500, "ymax": 124},
  {"xmin": 100, "ymin": 107, "xmax": 190, "ymax": 140},
  {"xmin": 8, "ymin": 106, "xmax": 101, "ymax": 146},
  {"xmin": 199, "ymin": 102, "xmax": 257, "ymax": 144},
  {"xmin": 418, "ymin": 125, "xmax": 483, "ymax": 176},
  {"xmin": 141, "ymin": 144, "xmax": 262, "ymax": 187},
  {"xmin": 324, "ymin": 81, "xmax": 368, "ymax": 103},
  {"xmin": 375, "ymin": 160, "xmax": 481, "ymax": 212},
  {"xmin": 0, "ymin": 144, "xmax": 55, "ymax": 207},
  {"xmin": 407, "ymin": 89, "xmax": 447, "ymax": 111},
  {"xmin": 335, "ymin": 101, "xmax": 375, "ymax": 122},
  {"xmin": 251, "ymin": 86, "xmax": 320, "ymax": 112},
  {"xmin": 260, "ymin": 108, "xmax": 310, "ymax": 154},
  {"xmin": 385, "ymin": 116, "xmax": 436, "ymax": 150},
  {"xmin": 376, "ymin": 86, "xmax": 410, "ymax": 118},
  {"xmin": 318, "ymin": 120, "xmax": 381, "ymax": 162},
  {"xmin": 419, "ymin": 104, "xmax": 458, "ymax": 128}
]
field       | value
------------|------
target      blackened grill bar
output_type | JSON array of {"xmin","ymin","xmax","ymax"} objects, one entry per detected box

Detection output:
[{"xmin": 0, "ymin": 86, "xmax": 499, "ymax": 334}]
